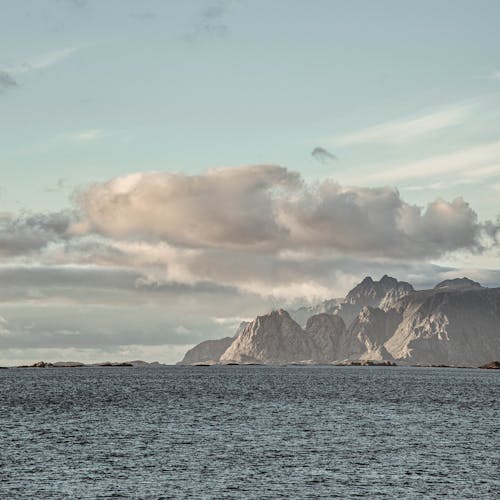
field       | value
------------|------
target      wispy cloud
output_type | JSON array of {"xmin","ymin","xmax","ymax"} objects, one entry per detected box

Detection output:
[
  {"xmin": 478, "ymin": 70, "xmax": 500, "ymax": 81},
  {"xmin": 7, "ymin": 46, "xmax": 81, "ymax": 76},
  {"xmin": 65, "ymin": 129, "xmax": 103, "ymax": 142},
  {"xmin": 335, "ymin": 106, "xmax": 470, "ymax": 146},
  {"xmin": 1, "ymin": 46, "xmax": 81, "ymax": 94},
  {"xmin": 364, "ymin": 140, "xmax": 500, "ymax": 183}
]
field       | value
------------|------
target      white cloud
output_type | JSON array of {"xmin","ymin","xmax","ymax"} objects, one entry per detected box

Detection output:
[
  {"xmin": 6, "ymin": 46, "xmax": 81, "ymax": 76},
  {"xmin": 334, "ymin": 106, "xmax": 470, "ymax": 146},
  {"xmin": 65, "ymin": 129, "xmax": 103, "ymax": 142},
  {"xmin": 363, "ymin": 140, "xmax": 500, "ymax": 183}
]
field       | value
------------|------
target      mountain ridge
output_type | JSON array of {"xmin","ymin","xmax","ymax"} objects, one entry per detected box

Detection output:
[{"xmin": 179, "ymin": 276, "xmax": 500, "ymax": 367}]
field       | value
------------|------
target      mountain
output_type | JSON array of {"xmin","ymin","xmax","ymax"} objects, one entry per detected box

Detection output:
[
  {"xmin": 434, "ymin": 277, "xmax": 483, "ymax": 290},
  {"xmin": 179, "ymin": 276, "xmax": 500, "ymax": 367},
  {"xmin": 305, "ymin": 313, "xmax": 345, "ymax": 362},
  {"xmin": 220, "ymin": 310, "xmax": 314, "ymax": 364},
  {"xmin": 339, "ymin": 306, "xmax": 401, "ymax": 361},
  {"xmin": 290, "ymin": 275, "xmax": 413, "ymax": 327},
  {"xmin": 384, "ymin": 287, "xmax": 500, "ymax": 366},
  {"xmin": 179, "ymin": 337, "xmax": 235, "ymax": 365},
  {"xmin": 178, "ymin": 322, "xmax": 248, "ymax": 365}
]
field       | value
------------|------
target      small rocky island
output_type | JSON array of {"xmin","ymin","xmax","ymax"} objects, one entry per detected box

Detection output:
[
  {"xmin": 13, "ymin": 360, "xmax": 165, "ymax": 369},
  {"xmin": 179, "ymin": 276, "xmax": 500, "ymax": 368}
]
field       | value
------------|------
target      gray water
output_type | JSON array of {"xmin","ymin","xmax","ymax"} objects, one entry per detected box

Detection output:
[{"xmin": 0, "ymin": 366, "xmax": 498, "ymax": 499}]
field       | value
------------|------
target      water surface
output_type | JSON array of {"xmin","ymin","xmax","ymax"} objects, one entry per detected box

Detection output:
[{"xmin": 1, "ymin": 366, "xmax": 498, "ymax": 498}]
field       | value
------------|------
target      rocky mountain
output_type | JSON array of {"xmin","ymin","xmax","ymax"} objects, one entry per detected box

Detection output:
[
  {"xmin": 344, "ymin": 275, "xmax": 414, "ymax": 312},
  {"xmin": 384, "ymin": 287, "xmax": 500, "ymax": 366},
  {"xmin": 220, "ymin": 310, "xmax": 314, "ymax": 364},
  {"xmin": 434, "ymin": 277, "xmax": 483, "ymax": 290},
  {"xmin": 178, "ymin": 322, "xmax": 248, "ymax": 365},
  {"xmin": 305, "ymin": 313, "xmax": 346, "ymax": 362},
  {"xmin": 179, "ymin": 276, "xmax": 500, "ymax": 367},
  {"xmin": 340, "ymin": 306, "xmax": 401, "ymax": 361},
  {"xmin": 290, "ymin": 275, "xmax": 413, "ymax": 327},
  {"xmin": 179, "ymin": 337, "xmax": 235, "ymax": 365}
]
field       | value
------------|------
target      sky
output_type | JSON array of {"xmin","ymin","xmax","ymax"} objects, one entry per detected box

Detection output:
[{"xmin": 1, "ymin": 0, "xmax": 499, "ymax": 365}]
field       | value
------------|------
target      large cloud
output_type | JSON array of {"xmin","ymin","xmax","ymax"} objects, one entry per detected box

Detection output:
[
  {"xmin": 72, "ymin": 165, "xmax": 498, "ymax": 259},
  {"xmin": 72, "ymin": 166, "xmax": 300, "ymax": 250}
]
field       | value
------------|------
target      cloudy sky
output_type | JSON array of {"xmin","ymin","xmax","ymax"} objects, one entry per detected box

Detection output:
[{"xmin": 1, "ymin": 0, "xmax": 499, "ymax": 365}]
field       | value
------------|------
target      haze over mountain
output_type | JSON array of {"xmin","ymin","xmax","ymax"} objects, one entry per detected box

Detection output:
[{"xmin": 179, "ymin": 276, "xmax": 500, "ymax": 366}]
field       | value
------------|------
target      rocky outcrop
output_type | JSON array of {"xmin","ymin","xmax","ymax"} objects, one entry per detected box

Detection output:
[{"xmin": 479, "ymin": 361, "xmax": 500, "ymax": 369}]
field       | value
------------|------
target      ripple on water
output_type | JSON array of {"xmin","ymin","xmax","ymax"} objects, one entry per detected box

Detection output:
[{"xmin": 0, "ymin": 366, "xmax": 498, "ymax": 499}]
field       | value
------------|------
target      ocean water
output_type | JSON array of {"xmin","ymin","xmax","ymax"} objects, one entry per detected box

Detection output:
[{"xmin": 0, "ymin": 366, "xmax": 498, "ymax": 499}]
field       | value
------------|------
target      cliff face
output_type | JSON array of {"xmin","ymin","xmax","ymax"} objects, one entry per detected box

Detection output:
[
  {"xmin": 340, "ymin": 306, "xmax": 402, "ymax": 361},
  {"xmin": 179, "ymin": 276, "xmax": 500, "ymax": 367},
  {"xmin": 384, "ymin": 288, "xmax": 500, "ymax": 366},
  {"xmin": 305, "ymin": 313, "xmax": 346, "ymax": 362}
]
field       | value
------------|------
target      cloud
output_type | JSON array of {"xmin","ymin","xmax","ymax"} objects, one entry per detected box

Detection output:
[
  {"xmin": 335, "ymin": 106, "xmax": 470, "ymax": 146},
  {"xmin": 72, "ymin": 165, "xmax": 498, "ymax": 260},
  {"xmin": 311, "ymin": 147, "xmax": 337, "ymax": 164},
  {"xmin": 65, "ymin": 129, "xmax": 102, "ymax": 142},
  {"xmin": 0, "ymin": 211, "xmax": 71, "ymax": 257},
  {"xmin": 129, "ymin": 11, "xmax": 156, "ymax": 21},
  {"xmin": 364, "ymin": 140, "xmax": 500, "ymax": 183},
  {"xmin": 25, "ymin": 46, "xmax": 80, "ymax": 72},
  {"xmin": 0, "ymin": 70, "xmax": 19, "ymax": 92},
  {"xmin": 0, "ymin": 46, "xmax": 81, "ymax": 94},
  {"xmin": 72, "ymin": 165, "xmax": 301, "ymax": 250},
  {"xmin": 184, "ymin": 0, "xmax": 231, "ymax": 42},
  {"xmin": 7, "ymin": 46, "xmax": 81, "ymax": 76}
]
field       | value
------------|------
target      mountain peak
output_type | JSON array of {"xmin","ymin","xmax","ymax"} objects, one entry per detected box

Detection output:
[
  {"xmin": 434, "ymin": 277, "xmax": 483, "ymax": 290},
  {"xmin": 346, "ymin": 275, "xmax": 413, "ymax": 306}
]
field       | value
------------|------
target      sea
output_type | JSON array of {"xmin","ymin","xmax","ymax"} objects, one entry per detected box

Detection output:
[{"xmin": 0, "ymin": 366, "xmax": 498, "ymax": 499}]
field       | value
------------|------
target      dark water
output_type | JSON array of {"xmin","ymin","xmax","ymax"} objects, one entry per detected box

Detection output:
[{"xmin": 0, "ymin": 366, "xmax": 498, "ymax": 499}]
